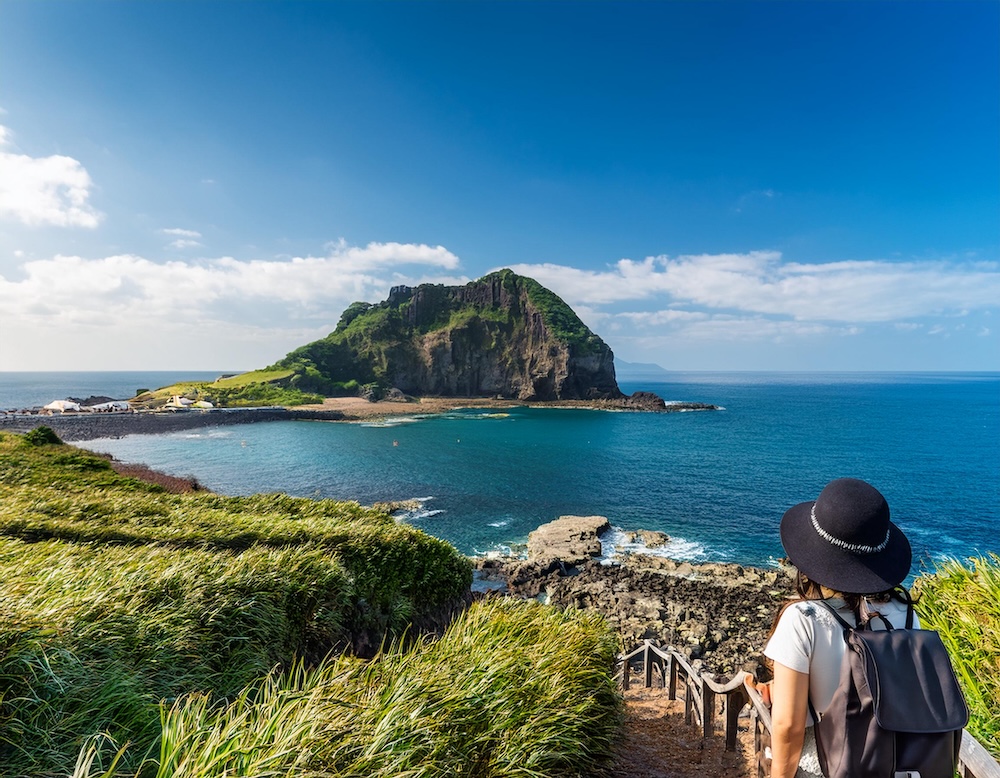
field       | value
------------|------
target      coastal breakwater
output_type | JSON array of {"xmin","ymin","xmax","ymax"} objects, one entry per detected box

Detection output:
[{"xmin": 0, "ymin": 407, "xmax": 346, "ymax": 442}]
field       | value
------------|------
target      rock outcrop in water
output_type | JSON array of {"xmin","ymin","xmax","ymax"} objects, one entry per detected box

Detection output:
[{"xmin": 272, "ymin": 270, "xmax": 626, "ymax": 402}]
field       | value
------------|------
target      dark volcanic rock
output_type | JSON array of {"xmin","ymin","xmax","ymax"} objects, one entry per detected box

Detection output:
[
  {"xmin": 621, "ymin": 391, "xmax": 667, "ymax": 410},
  {"xmin": 476, "ymin": 516, "xmax": 792, "ymax": 677},
  {"xmin": 68, "ymin": 395, "xmax": 117, "ymax": 406},
  {"xmin": 478, "ymin": 554, "xmax": 790, "ymax": 677}
]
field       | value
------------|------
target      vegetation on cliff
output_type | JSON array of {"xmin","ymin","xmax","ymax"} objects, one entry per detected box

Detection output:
[{"xmin": 271, "ymin": 269, "xmax": 622, "ymax": 401}]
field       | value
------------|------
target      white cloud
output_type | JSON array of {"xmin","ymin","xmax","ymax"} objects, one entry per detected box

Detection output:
[
  {"xmin": 169, "ymin": 239, "xmax": 203, "ymax": 250},
  {"xmin": 0, "ymin": 241, "xmax": 465, "ymax": 332},
  {"xmin": 0, "ymin": 125, "xmax": 103, "ymax": 228},
  {"xmin": 507, "ymin": 252, "xmax": 1000, "ymax": 323},
  {"xmin": 322, "ymin": 238, "xmax": 460, "ymax": 271},
  {"xmin": 1, "ymin": 241, "xmax": 996, "ymax": 370},
  {"xmin": 160, "ymin": 228, "xmax": 204, "ymax": 250},
  {"xmin": 734, "ymin": 188, "xmax": 777, "ymax": 213}
]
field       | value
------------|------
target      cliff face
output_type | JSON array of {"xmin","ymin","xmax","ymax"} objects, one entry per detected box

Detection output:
[{"xmin": 274, "ymin": 270, "xmax": 623, "ymax": 401}]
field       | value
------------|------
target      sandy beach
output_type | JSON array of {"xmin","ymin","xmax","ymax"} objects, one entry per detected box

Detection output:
[{"xmin": 296, "ymin": 395, "xmax": 623, "ymax": 418}]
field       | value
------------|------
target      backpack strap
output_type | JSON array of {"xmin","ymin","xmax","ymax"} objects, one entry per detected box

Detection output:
[
  {"xmin": 808, "ymin": 600, "xmax": 857, "ymax": 725},
  {"xmin": 893, "ymin": 585, "xmax": 916, "ymax": 629}
]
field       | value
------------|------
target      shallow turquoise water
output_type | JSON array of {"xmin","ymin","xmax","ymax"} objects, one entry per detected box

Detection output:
[{"xmin": 78, "ymin": 372, "xmax": 1000, "ymax": 569}]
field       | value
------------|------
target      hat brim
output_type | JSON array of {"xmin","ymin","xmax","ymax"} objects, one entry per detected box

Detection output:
[{"xmin": 780, "ymin": 501, "xmax": 912, "ymax": 593}]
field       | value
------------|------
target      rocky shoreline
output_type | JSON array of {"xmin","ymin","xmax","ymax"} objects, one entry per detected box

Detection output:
[{"xmin": 475, "ymin": 515, "xmax": 792, "ymax": 679}]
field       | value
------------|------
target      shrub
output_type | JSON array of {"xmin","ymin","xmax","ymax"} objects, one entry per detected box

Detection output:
[{"xmin": 23, "ymin": 425, "xmax": 62, "ymax": 446}]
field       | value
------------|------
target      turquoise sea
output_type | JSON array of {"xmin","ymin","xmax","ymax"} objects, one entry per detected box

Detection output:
[{"xmin": 3, "ymin": 371, "xmax": 998, "ymax": 570}]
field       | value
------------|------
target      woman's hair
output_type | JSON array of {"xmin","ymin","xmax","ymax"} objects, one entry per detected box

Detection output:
[{"xmin": 762, "ymin": 569, "xmax": 915, "ymax": 675}]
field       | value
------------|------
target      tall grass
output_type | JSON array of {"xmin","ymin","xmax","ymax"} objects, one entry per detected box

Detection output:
[
  {"xmin": 0, "ymin": 431, "xmax": 472, "ymax": 775},
  {"xmin": 913, "ymin": 554, "xmax": 1000, "ymax": 758},
  {"xmin": 0, "ymin": 433, "xmax": 472, "ymax": 626},
  {"xmin": 74, "ymin": 599, "xmax": 622, "ymax": 778}
]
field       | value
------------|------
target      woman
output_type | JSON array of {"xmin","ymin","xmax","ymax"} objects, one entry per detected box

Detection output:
[{"xmin": 761, "ymin": 477, "xmax": 915, "ymax": 778}]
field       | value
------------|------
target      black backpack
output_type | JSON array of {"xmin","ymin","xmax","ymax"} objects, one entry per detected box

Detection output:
[{"xmin": 810, "ymin": 598, "xmax": 969, "ymax": 778}]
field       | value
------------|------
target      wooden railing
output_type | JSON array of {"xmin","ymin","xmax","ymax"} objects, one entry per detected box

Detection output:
[{"xmin": 618, "ymin": 639, "xmax": 999, "ymax": 778}]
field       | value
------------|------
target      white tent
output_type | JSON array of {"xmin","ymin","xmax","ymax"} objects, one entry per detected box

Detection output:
[
  {"xmin": 166, "ymin": 395, "xmax": 195, "ymax": 408},
  {"xmin": 43, "ymin": 400, "xmax": 81, "ymax": 412}
]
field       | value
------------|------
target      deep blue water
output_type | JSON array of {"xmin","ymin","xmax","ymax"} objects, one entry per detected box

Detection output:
[{"xmin": 22, "ymin": 370, "xmax": 990, "ymax": 572}]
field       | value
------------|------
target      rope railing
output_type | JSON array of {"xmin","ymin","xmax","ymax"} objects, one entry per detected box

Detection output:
[{"xmin": 618, "ymin": 639, "xmax": 999, "ymax": 778}]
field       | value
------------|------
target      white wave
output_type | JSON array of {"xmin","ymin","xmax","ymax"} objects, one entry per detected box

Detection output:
[
  {"xmin": 598, "ymin": 526, "xmax": 711, "ymax": 565},
  {"xmin": 357, "ymin": 415, "xmax": 427, "ymax": 428},
  {"xmin": 392, "ymin": 496, "xmax": 444, "ymax": 522},
  {"xmin": 404, "ymin": 509, "xmax": 445, "ymax": 520},
  {"xmin": 184, "ymin": 430, "xmax": 233, "ymax": 439},
  {"xmin": 487, "ymin": 519, "xmax": 511, "ymax": 528}
]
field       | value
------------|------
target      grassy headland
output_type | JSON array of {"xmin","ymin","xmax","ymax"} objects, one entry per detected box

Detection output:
[
  {"xmin": 0, "ymin": 430, "xmax": 621, "ymax": 777},
  {"xmin": 131, "ymin": 369, "xmax": 324, "ymax": 408}
]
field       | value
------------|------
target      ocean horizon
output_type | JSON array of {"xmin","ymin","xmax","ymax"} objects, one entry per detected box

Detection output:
[{"xmin": 9, "ymin": 369, "xmax": 996, "ymax": 573}]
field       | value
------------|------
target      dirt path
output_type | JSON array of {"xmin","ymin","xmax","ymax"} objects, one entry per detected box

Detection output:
[{"xmin": 610, "ymin": 686, "xmax": 756, "ymax": 778}]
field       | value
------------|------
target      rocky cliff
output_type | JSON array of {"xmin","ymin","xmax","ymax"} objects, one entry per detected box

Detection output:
[{"xmin": 273, "ymin": 270, "xmax": 625, "ymax": 401}]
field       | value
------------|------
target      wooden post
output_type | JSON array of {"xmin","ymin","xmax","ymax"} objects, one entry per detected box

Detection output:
[
  {"xmin": 668, "ymin": 654, "xmax": 678, "ymax": 700},
  {"xmin": 702, "ymin": 680, "xmax": 714, "ymax": 739},
  {"xmin": 724, "ymin": 687, "xmax": 749, "ymax": 752},
  {"xmin": 644, "ymin": 640, "xmax": 654, "ymax": 688}
]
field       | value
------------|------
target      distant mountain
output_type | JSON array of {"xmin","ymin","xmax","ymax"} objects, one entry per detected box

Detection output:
[
  {"xmin": 615, "ymin": 360, "xmax": 671, "ymax": 381},
  {"xmin": 270, "ymin": 270, "xmax": 624, "ymax": 402}
]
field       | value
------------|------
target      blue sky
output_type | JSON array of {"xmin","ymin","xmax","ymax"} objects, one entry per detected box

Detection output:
[{"xmin": 1, "ymin": 0, "xmax": 997, "ymax": 372}]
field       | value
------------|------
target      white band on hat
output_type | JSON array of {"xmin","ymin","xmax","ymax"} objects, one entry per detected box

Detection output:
[{"xmin": 810, "ymin": 504, "xmax": 890, "ymax": 554}]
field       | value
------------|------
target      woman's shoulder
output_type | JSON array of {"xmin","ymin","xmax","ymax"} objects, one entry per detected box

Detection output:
[{"xmin": 775, "ymin": 598, "xmax": 855, "ymax": 632}]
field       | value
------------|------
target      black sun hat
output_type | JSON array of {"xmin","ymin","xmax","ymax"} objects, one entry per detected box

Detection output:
[{"xmin": 779, "ymin": 478, "xmax": 912, "ymax": 594}]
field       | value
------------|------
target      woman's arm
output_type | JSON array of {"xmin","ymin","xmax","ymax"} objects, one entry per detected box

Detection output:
[{"xmin": 769, "ymin": 660, "xmax": 810, "ymax": 778}]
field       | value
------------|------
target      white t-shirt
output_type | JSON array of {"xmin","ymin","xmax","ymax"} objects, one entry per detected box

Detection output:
[{"xmin": 763, "ymin": 596, "xmax": 918, "ymax": 725}]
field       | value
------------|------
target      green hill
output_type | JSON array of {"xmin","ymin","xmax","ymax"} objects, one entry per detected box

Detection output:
[{"xmin": 271, "ymin": 269, "xmax": 623, "ymax": 401}]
